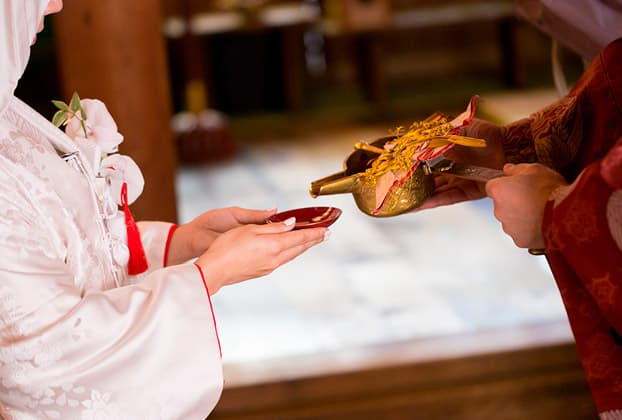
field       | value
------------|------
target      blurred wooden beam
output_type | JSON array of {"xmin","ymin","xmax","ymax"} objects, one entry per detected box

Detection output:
[{"xmin": 53, "ymin": 1, "xmax": 178, "ymax": 222}]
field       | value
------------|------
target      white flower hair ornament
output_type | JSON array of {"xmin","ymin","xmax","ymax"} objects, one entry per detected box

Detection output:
[{"xmin": 53, "ymin": 92, "xmax": 148, "ymax": 275}]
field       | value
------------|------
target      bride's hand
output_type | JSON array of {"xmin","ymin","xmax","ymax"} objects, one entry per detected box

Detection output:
[
  {"xmin": 195, "ymin": 219, "xmax": 327, "ymax": 294},
  {"xmin": 166, "ymin": 207, "xmax": 277, "ymax": 265}
]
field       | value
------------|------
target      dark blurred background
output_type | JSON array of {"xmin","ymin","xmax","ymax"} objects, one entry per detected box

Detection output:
[{"xmin": 19, "ymin": 0, "xmax": 583, "ymax": 128}]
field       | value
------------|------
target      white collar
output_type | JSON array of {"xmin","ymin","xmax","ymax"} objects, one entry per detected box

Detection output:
[{"xmin": 6, "ymin": 95, "xmax": 80, "ymax": 156}]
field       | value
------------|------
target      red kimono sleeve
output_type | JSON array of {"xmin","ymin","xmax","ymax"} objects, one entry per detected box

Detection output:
[
  {"xmin": 495, "ymin": 38, "xmax": 622, "ymax": 180},
  {"xmin": 542, "ymin": 138, "xmax": 622, "ymax": 414},
  {"xmin": 498, "ymin": 38, "xmax": 622, "ymax": 416}
]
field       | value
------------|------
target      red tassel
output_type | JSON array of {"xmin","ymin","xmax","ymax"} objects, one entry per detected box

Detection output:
[{"xmin": 121, "ymin": 182, "xmax": 148, "ymax": 275}]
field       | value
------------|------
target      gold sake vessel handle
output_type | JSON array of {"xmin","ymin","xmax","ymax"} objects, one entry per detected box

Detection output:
[
  {"xmin": 430, "ymin": 159, "xmax": 504, "ymax": 182},
  {"xmin": 354, "ymin": 141, "xmax": 385, "ymax": 155}
]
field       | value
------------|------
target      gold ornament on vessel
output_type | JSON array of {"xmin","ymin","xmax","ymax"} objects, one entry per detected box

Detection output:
[{"xmin": 310, "ymin": 97, "xmax": 504, "ymax": 217}]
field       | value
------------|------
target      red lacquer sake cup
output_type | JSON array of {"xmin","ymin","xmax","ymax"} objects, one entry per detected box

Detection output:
[{"xmin": 267, "ymin": 206, "xmax": 342, "ymax": 229}]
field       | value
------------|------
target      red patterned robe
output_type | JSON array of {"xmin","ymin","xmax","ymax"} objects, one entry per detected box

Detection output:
[{"xmin": 498, "ymin": 38, "xmax": 622, "ymax": 417}]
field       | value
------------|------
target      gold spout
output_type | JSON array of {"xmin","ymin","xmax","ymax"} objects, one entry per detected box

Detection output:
[{"xmin": 309, "ymin": 172, "xmax": 360, "ymax": 198}]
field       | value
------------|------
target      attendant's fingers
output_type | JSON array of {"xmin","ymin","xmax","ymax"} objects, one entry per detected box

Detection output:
[
  {"xmin": 502, "ymin": 162, "xmax": 540, "ymax": 176},
  {"xmin": 502, "ymin": 163, "xmax": 517, "ymax": 175},
  {"xmin": 434, "ymin": 178, "xmax": 474, "ymax": 193},
  {"xmin": 415, "ymin": 189, "xmax": 468, "ymax": 210},
  {"xmin": 433, "ymin": 176, "xmax": 484, "ymax": 194},
  {"xmin": 433, "ymin": 174, "xmax": 453, "ymax": 189},
  {"xmin": 485, "ymin": 176, "xmax": 504, "ymax": 197},
  {"xmin": 418, "ymin": 178, "xmax": 487, "ymax": 210}
]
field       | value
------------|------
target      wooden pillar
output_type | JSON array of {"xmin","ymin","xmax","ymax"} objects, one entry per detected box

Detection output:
[
  {"xmin": 53, "ymin": 1, "xmax": 178, "ymax": 222},
  {"xmin": 280, "ymin": 24, "xmax": 307, "ymax": 111},
  {"xmin": 355, "ymin": 34, "xmax": 385, "ymax": 104},
  {"xmin": 179, "ymin": 1, "xmax": 211, "ymax": 113}
]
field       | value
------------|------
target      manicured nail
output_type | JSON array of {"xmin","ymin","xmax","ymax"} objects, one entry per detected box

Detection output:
[
  {"xmin": 267, "ymin": 207, "xmax": 277, "ymax": 212},
  {"xmin": 323, "ymin": 230, "xmax": 331, "ymax": 241},
  {"xmin": 284, "ymin": 217, "xmax": 296, "ymax": 226}
]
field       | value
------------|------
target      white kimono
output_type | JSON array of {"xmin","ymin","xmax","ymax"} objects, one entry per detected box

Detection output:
[{"xmin": 0, "ymin": 2, "xmax": 223, "ymax": 419}]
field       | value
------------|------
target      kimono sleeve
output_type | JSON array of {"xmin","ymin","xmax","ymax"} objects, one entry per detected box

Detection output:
[
  {"xmin": 0, "ymin": 166, "xmax": 223, "ymax": 419},
  {"xmin": 499, "ymin": 94, "xmax": 581, "ymax": 169},
  {"xmin": 542, "ymin": 138, "xmax": 622, "ymax": 333},
  {"xmin": 137, "ymin": 221, "xmax": 178, "ymax": 270}
]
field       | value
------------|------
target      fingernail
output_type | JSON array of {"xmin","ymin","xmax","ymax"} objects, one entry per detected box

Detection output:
[
  {"xmin": 267, "ymin": 207, "xmax": 277, "ymax": 213},
  {"xmin": 504, "ymin": 163, "xmax": 514, "ymax": 170},
  {"xmin": 323, "ymin": 230, "xmax": 331, "ymax": 241},
  {"xmin": 284, "ymin": 217, "xmax": 296, "ymax": 226}
]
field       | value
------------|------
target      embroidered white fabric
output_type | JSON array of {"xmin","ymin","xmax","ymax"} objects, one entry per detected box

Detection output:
[
  {"xmin": 608, "ymin": 191, "xmax": 622, "ymax": 253},
  {"xmin": 602, "ymin": 409, "xmax": 622, "ymax": 420},
  {"xmin": 0, "ymin": 1, "xmax": 223, "ymax": 419}
]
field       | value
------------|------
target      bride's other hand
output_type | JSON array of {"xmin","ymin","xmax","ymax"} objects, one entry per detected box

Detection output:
[
  {"xmin": 167, "ymin": 207, "xmax": 278, "ymax": 265},
  {"xmin": 195, "ymin": 219, "xmax": 328, "ymax": 294}
]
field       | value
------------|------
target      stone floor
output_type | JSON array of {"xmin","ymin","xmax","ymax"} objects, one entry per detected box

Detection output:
[{"xmin": 175, "ymin": 89, "xmax": 570, "ymax": 381}]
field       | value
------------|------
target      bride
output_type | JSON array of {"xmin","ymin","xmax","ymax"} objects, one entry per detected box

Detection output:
[{"xmin": 0, "ymin": 1, "xmax": 328, "ymax": 418}]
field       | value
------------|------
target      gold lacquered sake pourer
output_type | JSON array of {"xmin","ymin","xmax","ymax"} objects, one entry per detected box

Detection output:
[
  {"xmin": 309, "ymin": 108, "xmax": 500, "ymax": 218},
  {"xmin": 309, "ymin": 105, "xmax": 546, "ymax": 255},
  {"xmin": 309, "ymin": 137, "xmax": 503, "ymax": 217}
]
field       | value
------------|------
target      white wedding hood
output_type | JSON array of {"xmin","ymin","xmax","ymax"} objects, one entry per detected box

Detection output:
[{"xmin": 0, "ymin": 0, "xmax": 49, "ymax": 115}]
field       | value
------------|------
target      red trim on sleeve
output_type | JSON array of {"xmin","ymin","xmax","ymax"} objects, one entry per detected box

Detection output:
[
  {"xmin": 193, "ymin": 262, "xmax": 222, "ymax": 357},
  {"xmin": 163, "ymin": 225, "xmax": 178, "ymax": 267}
]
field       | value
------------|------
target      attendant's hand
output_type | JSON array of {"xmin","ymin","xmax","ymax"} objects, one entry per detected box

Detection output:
[
  {"xmin": 449, "ymin": 118, "xmax": 507, "ymax": 169},
  {"xmin": 195, "ymin": 219, "xmax": 327, "ymax": 294},
  {"xmin": 486, "ymin": 163, "xmax": 568, "ymax": 249},
  {"xmin": 415, "ymin": 118, "xmax": 506, "ymax": 211},
  {"xmin": 167, "ymin": 207, "xmax": 277, "ymax": 265}
]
